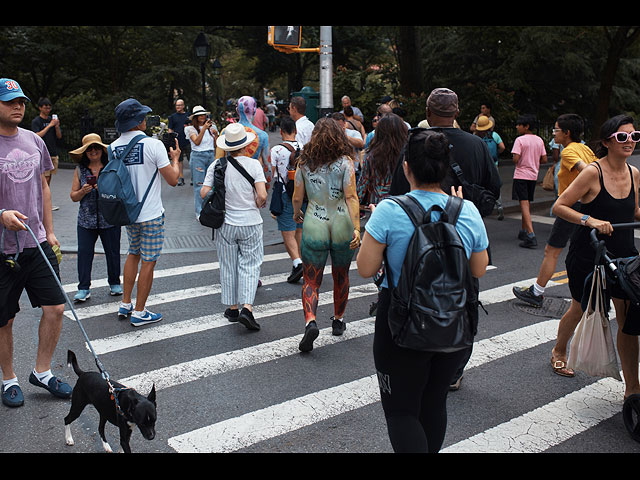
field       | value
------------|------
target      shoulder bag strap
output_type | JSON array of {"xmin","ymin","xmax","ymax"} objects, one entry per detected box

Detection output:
[{"xmin": 226, "ymin": 155, "xmax": 255, "ymax": 190}]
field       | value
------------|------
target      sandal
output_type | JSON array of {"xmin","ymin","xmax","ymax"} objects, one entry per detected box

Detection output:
[{"xmin": 550, "ymin": 357, "xmax": 575, "ymax": 377}]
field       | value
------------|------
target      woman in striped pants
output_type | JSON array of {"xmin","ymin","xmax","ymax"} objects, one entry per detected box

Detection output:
[{"xmin": 201, "ymin": 123, "xmax": 267, "ymax": 330}]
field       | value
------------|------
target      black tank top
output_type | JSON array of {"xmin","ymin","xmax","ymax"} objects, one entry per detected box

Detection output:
[{"xmin": 568, "ymin": 161, "xmax": 638, "ymax": 261}]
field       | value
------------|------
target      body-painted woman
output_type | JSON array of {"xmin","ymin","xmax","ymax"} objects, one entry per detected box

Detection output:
[{"xmin": 292, "ymin": 117, "xmax": 361, "ymax": 352}]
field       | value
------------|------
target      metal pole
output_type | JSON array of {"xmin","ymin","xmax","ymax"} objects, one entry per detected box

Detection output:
[
  {"xmin": 318, "ymin": 26, "xmax": 333, "ymax": 118},
  {"xmin": 201, "ymin": 62, "xmax": 207, "ymax": 109}
]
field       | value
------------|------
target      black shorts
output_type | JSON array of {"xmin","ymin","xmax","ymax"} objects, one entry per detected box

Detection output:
[
  {"xmin": 512, "ymin": 179, "xmax": 536, "ymax": 202},
  {"xmin": 547, "ymin": 206, "xmax": 579, "ymax": 248},
  {"xmin": 0, "ymin": 242, "xmax": 65, "ymax": 327}
]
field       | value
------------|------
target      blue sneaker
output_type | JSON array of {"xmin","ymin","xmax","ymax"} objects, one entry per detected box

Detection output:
[
  {"xmin": 1, "ymin": 384, "xmax": 24, "ymax": 407},
  {"xmin": 118, "ymin": 303, "xmax": 133, "ymax": 320},
  {"xmin": 130, "ymin": 309, "xmax": 163, "ymax": 327},
  {"xmin": 74, "ymin": 289, "xmax": 91, "ymax": 302},
  {"xmin": 109, "ymin": 284, "xmax": 123, "ymax": 296},
  {"xmin": 28, "ymin": 372, "xmax": 72, "ymax": 399}
]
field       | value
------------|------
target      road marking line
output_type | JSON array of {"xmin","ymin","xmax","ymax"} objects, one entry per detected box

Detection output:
[{"xmin": 166, "ymin": 319, "xmax": 569, "ymax": 453}]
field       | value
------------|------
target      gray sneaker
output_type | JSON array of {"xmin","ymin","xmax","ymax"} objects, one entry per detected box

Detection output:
[{"xmin": 513, "ymin": 285, "xmax": 543, "ymax": 307}]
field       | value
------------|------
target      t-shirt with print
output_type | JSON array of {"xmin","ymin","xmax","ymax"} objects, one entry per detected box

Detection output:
[
  {"xmin": 511, "ymin": 134, "xmax": 547, "ymax": 181},
  {"xmin": 203, "ymin": 155, "xmax": 266, "ymax": 226},
  {"xmin": 270, "ymin": 140, "xmax": 301, "ymax": 194},
  {"xmin": 557, "ymin": 142, "xmax": 596, "ymax": 195},
  {"xmin": 109, "ymin": 131, "xmax": 169, "ymax": 223},
  {"xmin": 0, "ymin": 127, "xmax": 53, "ymax": 254},
  {"xmin": 365, "ymin": 190, "xmax": 488, "ymax": 289}
]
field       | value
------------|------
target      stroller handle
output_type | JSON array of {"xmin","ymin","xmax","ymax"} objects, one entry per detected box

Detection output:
[{"xmin": 589, "ymin": 222, "xmax": 640, "ymax": 272}]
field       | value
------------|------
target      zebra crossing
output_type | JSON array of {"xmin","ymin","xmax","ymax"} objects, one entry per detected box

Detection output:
[{"xmin": 57, "ymin": 243, "xmax": 637, "ymax": 454}]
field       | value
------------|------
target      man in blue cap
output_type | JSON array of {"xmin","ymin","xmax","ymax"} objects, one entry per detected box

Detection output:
[
  {"xmin": 0, "ymin": 78, "xmax": 72, "ymax": 407},
  {"xmin": 110, "ymin": 98, "xmax": 181, "ymax": 327}
]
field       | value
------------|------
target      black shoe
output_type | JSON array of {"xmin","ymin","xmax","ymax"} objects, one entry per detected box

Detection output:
[
  {"xmin": 287, "ymin": 264, "xmax": 303, "ymax": 283},
  {"xmin": 299, "ymin": 321, "xmax": 319, "ymax": 352},
  {"xmin": 519, "ymin": 233, "xmax": 537, "ymax": 249},
  {"xmin": 497, "ymin": 207, "xmax": 504, "ymax": 221},
  {"xmin": 177, "ymin": 177, "xmax": 185, "ymax": 186},
  {"xmin": 518, "ymin": 229, "xmax": 528, "ymax": 241},
  {"xmin": 331, "ymin": 316, "xmax": 346, "ymax": 336},
  {"xmin": 224, "ymin": 308, "xmax": 239, "ymax": 322},
  {"xmin": 238, "ymin": 307, "xmax": 260, "ymax": 331},
  {"xmin": 513, "ymin": 285, "xmax": 543, "ymax": 307}
]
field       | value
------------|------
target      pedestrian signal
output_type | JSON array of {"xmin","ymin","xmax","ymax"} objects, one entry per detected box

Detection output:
[{"xmin": 268, "ymin": 26, "xmax": 301, "ymax": 48}]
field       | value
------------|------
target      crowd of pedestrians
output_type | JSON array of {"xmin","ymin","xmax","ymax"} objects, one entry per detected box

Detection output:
[{"xmin": 2, "ymin": 75, "xmax": 640, "ymax": 454}]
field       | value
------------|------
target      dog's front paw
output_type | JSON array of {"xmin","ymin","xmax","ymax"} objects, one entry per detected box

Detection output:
[
  {"xmin": 64, "ymin": 425, "xmax": 74, "ymax": 446},
  {"xmin": 102, "ymin": 441, "xmax": 113, "ymax": 453}
]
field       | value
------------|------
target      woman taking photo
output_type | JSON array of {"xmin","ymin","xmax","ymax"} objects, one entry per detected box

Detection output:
[
  {"xmin": 69, "ymin": 133, "xmax": 122, "ymax": 302},
  {"xmin": 200, "ymin": 123, "xmax": 267, "ymax": 331},
  {"xmin": 552, "ymin": 114, "xmax": 640, "ymax": 400},
  {"xmin": 357, "ymin": 128, "xmax": 489, "ymax": 453},
  {"xmin": 185, "ymin": 105, "xmax": 218, "ymax": 219},
  {"xmin": 292, "ymin": 117, "xmax": 361, "ymax": 353}
]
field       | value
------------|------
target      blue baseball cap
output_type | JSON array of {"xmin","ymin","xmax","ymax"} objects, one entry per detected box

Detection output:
[
  {"xmin": 0, "ymin": 78, "xmax": 30, "ymax": 102},
  {"xmin": 114, "ymin": 98, "xmax": 152, "ymax": 133}
]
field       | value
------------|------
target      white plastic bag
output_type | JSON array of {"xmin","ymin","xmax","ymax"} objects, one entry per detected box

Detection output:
[{"xmin": 567, "ymin": 266, "xmax": 622, "ymax": 380}]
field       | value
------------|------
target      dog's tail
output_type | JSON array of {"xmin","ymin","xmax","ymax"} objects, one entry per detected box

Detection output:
[{"xmin": 67, "ymin": 350, "xmax": 84, "ymax": 377}]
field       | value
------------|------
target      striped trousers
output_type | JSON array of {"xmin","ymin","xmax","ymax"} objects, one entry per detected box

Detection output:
[{"xmin": 215, "ymin": 222, "xmax": 263, "ymax": 306}]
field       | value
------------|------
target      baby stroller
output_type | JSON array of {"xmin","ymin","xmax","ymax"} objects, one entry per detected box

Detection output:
[{"xmin": 589, "ymin": 223, "xmax": 640, "ymax": 442}]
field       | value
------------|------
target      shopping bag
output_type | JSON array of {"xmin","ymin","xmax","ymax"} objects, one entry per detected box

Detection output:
[
  {"xmin": 542, "ymin": 166, "xmax": 555, "ymax": 191},
  {"xmin": 567, "ymin": 265, "xmax": 622, "ymax": 380}
]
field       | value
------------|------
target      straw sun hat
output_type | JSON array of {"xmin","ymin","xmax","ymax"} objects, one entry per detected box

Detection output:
[{"xmin": 69, "ymin": 133, "xmax": 108, "ymax": 160}]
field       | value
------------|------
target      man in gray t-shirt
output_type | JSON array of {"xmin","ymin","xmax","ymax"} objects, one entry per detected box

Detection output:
[{"xmin": 0, "ymin": 77, "xmax": 72, "ymax": 408}]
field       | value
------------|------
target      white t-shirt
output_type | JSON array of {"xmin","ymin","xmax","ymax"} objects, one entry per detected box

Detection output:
[
  {"xmin": 295, "ymin": 116, "xmax": 314, "ymax": 146},
  {"xmin": 203, "ymin": 155, "xmax": 266, "ymax": 226},
  {"xmin": 184, "ymin": 125, "xmax": 217, "ymax": 151},
  {"xmin": 270, "ymin": 140, "xmax": 301, "ymax": 192},
  {"xmin": 110, "ymin": 131, "xmax": 169, "ymax": 223}
]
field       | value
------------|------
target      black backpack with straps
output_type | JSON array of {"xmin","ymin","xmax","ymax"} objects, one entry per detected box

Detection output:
[{"xmin": 384, "ymin": 194, "xmax": 479, "ymax": 352}]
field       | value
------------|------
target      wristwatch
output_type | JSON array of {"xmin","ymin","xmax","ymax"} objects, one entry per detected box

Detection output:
[{"xmin": 580, "ymin": 214, "xmax": 590, "ymax": 226}]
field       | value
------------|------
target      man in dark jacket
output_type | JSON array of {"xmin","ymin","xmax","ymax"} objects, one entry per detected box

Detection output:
[{"xmin": 389, "ymin": 87, "xmax": 502, "ymax": 391}]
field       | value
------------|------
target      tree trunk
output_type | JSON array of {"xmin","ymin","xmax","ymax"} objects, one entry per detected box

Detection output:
[{"xmin": 396, "ymin": 26, "xmax": 424, "ymax": 97}]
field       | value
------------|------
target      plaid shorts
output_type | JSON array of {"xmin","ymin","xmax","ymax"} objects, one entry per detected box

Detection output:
[{"xmin": 125, "ymin": 214, "xmax": 165, "ymax": 262}]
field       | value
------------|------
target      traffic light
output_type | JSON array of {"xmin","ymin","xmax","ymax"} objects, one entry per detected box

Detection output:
[{"xmin": 268, "ymin": 26, "xmax": 301, "ymax": 48}]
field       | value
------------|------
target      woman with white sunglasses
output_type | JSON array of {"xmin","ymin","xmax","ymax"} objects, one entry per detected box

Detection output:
[{"xmin": 553, "ymin": 114, "xmax": 640, "ymax": 400}]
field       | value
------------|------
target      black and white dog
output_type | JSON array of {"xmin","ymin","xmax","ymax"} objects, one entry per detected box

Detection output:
[{"xmin": 64, "ymin": 350, "xmax": 157, "ymax": 453}]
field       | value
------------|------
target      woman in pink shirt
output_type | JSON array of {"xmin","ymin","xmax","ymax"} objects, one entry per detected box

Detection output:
[{"xmin": 511, "ymin": 114, "xmax": 547, "ymax": 248}]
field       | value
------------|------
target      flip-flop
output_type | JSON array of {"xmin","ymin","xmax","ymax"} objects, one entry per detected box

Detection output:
[
  {"xmin": 623, "ymin": 394, "xmax": 640, "ymax": 442},
  {"xmin": 551, "ymin": 357, "xmax": 575, "ymax": 377}
]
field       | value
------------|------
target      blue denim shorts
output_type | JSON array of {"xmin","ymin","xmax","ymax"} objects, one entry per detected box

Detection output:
[
  {"xmin": 126, "ymin": 214, "xmax": 165, "ymax": 262},
  {"xmin": 276, "ymin": 190, "xmax": 306, "ymax": 232}
]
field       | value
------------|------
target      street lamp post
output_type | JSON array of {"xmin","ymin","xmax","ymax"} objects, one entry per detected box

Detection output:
[{"xmin": 193, "ymin": 32, "xmax": 211, "ymax": 108}]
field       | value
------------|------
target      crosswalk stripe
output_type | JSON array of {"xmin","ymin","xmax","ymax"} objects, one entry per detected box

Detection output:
[
  {"xmin": 441, "ymin": 375, "xmax": 624, "ymax": 453},
  {"xmin": 60, "ymin": 252, "xmax": 292, "ymax": 293},
  {"xmin": 165, "ymin": 319, "xmax": 567, "ymax": 453},
  {"xmin": 64, "ymin": 261, "xmax": 359, "ymax": 321},
  {"xmin": 91, "ymin": 283, "xmax": 379, "ymax": 355}
]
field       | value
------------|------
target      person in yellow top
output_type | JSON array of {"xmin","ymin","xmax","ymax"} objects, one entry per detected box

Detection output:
[{"xmin": 513, "ymin": 114, "xmax": 597, "ymax": 372}]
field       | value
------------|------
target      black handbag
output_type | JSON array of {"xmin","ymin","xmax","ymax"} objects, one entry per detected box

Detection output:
[
  {"xmin": 450, "ymin": 162, "xmax": 496, "ymax": 217},
  {"xmin": 269, "ymin": 171, "xmax": 285, "ymax": 216}
]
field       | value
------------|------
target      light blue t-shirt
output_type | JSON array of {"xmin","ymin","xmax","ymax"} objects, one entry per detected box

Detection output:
[{"xmin": 365, "ymin": 190, "xmax": 489, "ymax": 288}]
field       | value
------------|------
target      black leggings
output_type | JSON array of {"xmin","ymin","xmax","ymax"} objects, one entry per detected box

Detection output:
[{"xmin": 373, "ymin": 287, "xmax": 470, "ymax": 453}]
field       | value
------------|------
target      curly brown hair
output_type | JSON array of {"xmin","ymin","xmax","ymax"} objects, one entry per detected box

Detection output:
[{"xmin": 299, "ymin": 117, "xmax": 354, "ymax": 172}]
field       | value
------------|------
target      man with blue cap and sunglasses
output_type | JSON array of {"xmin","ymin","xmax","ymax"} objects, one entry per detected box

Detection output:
[
  {"xmin": 110, "ymin": 98, "xmax": 181, "ymax": 327},
  {"xmin": 0, "ymin": 78, "xmax": 73, "ymax": 407}
]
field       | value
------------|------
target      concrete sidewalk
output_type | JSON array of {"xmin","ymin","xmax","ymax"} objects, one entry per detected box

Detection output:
[{"xmin": 49, "ymin": 128, "xmax": 637, "ymax": 255}]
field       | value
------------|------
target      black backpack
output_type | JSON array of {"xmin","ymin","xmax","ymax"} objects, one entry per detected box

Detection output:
[
  {"xmin": 199, "ymin": 155, "xmax": 256, "ymax": 231},
  {"xmin": 384, "ymin": 194, "xmax": 479, "ymax": 352}
]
